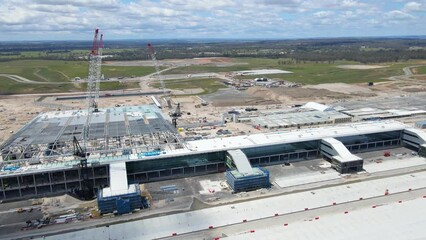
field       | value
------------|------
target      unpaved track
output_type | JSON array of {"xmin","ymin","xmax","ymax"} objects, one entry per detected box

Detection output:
[
  {"xmin": 0, "ymin": 74, "xmax": 69, "ymax": 84},
  {"xmin": 389, "ymin": 64, "xmax": 426, "ymax": 81}
]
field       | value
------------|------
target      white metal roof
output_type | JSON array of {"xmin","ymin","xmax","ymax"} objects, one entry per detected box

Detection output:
[
  {"xmin": 302, "ymin": 102, "xmax": 333, "ymax": 112},
  {"xmin": 405, "ymin": 128, "xmax": 426, "ymax": 145},
  {"xmin": 227, "ymin": 149, "xmax": 254, "ymax": 175},
  {"xmin": 107, "ymin": 162, "xmax": 129, "ymax": 196},
  {"xmin": 186, "ymin": 120, "xmax": 407, "ymax": 152},
  {"xmin": 322, "ymin": 137, "xmax": 362, "ymax": 163}
]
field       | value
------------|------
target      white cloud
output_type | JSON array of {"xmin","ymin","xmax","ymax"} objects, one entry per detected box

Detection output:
[
  {"xmin": 341, "ymin": 0, "xmax": 362, "ymax": 7},
  {"xmin": 0, "ymin": 0, "xmax": 425, "ymax": 40},
  {"xmin": 385, "ymin": 10, "xmax": 415, "ymax": 20},
  {"xmin": 314, "ymin": 11, "xmax": 333, "ymax": 18},
  {"xmin": 403, "ymin": 2, "xmax": 423, "ymax": 12}
]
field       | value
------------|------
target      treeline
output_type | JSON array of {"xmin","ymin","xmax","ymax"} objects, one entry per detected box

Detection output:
[{"xmin": 1, "ymin": 37, "xmax": 426, "ymax": 63}]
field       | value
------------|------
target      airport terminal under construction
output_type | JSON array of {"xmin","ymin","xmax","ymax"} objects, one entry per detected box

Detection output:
[
  {"xmin": 1, "ymin": 31, "xmax": 426, "ymax": 239},
  {"xmin": 1, "ymin": 102, "xmax": 426, "ymax": 201}
]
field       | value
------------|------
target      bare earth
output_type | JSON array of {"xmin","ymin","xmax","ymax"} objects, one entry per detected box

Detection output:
[
  {"xmin": 306, "ymin": 83, "xmax": 374, "ymax": 94},
  {"xmin": 104, "ymin": 57, "xmax": 242, "ymax": 67},
  {"xmin": 337, "ymin": 65, "xmax": 389, "ymax": 70}
]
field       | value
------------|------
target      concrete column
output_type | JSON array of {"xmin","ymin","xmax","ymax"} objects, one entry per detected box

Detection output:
[
  {"xmin": 63, "ymin": 171, "xmax": 67, "ymax": 191},
  {"xmin": 78, "ymin": 169, "xmax": 82, "ymax": 190},
  {"xmin": 92, "ymin": 167, "xmax": 96, "ymax": 187},
  {"xmin": 1, "ymin": 178, "xmax": 5, "ymax": 199},
  {"xmin": 33, "ymin": 174, "xmax": 37, "ymax": 195},
  {"xmin": 48, "ymin": 172, "xmax": 53, "ymax": 193},
  {"xmin": 17, "ymin": 176, "xmax": 22, "ymax": 197}
]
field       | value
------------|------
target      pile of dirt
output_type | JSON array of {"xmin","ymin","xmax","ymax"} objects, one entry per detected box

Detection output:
[
  {"xmin": 190, "ymin": 197, "xmax": 211, "ymax": 211},
  {"xmin": 41, "ymin": 194, "xmax": 96, "ymax": 215},
  {"xmin": 42, "ymin": 194, "xmax": 80, "ymax": 208}
]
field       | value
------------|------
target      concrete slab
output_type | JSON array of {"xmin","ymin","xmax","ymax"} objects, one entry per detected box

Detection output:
[
  {"xmin": 364, "ymin": 156, "xmax": 426, "ymax": 173},
  {"xmin": 41, "ymin": 171, "xmax": 426, "ymax": 240},
  {"xmin": 275, "ymin": 170, "xmax": 340, "ymax": 188}
]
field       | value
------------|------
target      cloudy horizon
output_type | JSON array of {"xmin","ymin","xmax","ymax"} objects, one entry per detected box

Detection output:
[{"xmin": 0, "ymin": 0, "xmax": 425, "ymax": 41}]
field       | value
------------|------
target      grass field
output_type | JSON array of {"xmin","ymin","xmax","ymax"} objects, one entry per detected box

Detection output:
[
  {"xmin": 165, "ymin": 58, "xmax": 422, "ymax": 84},
  {"xmin": 0, "ymin": 76, "xmax": 78, "ymax": 95},
  {"xmin": 414, "ymin": 66, "xmax": 426, "ymax": 74},
  {"xmin": 0, "ymin": 60, "xmax": 155, "ymax": 82},
  {"xmin": 0, "ymin": 58, "xmax": 423, "ymax": 94},
  {"xmin": 152, "ymin": 78, "xmax": 226, "ymax": 95},
  {"xmin": 0, "ymin": 60, "xmax": 88, "ymax": 82}
]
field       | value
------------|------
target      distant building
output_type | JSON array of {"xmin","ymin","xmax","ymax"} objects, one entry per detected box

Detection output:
[{"xmin": 415, "ymin": 120, "xmax": 426, "ymax": 129}]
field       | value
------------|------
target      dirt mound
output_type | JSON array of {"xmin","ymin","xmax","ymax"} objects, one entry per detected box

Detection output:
[
  {"xmin": 190, "ymin": 197, "xmax": 211, "ymax": 210},
  {"xmin": 41, "ymin": 194, "xmax": 96, "ymax": 215},
  {"xmin": 42, "ymin": 194, "xmax": 81, "ymax": 208}
]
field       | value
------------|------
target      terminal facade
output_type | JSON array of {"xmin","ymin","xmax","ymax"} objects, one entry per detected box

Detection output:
[{"xmin": 1, "ymin": 116, "xmax": 426, "ymax": 200}]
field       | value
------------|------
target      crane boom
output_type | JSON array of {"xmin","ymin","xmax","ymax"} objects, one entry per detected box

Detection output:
[
  {"xmin": 83, "ymin": 29, "xmax": 102, "ymax": 150},
  {"xmin": 72, "ymin": 28, "xmax": 102, "ymax": 200},
  {"xmin": 147, "ymin": 43, "xmax": 172, "ymax": 108},
  {"xmin": 94, "ymin": 33, "xmax": 103, "ymax": 109}
]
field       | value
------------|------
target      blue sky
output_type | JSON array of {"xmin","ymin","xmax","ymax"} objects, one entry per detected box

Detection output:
[{"xmin": 0, "ymin": 0, "xmax": 425, "ymax": 41}]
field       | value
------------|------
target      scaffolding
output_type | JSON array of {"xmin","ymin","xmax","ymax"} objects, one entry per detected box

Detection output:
[{"xmin": 0, "ymin": 105, "xmax": 184, "ymax": 174}]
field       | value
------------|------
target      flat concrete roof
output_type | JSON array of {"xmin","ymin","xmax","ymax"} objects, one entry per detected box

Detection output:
[
  {"xmin": 42, "ymin": 171, "xmax": 426, "ymax": 240},
  {"xmin": 108, "ymin": 162, "xmax": 128, "ymax": 195}
]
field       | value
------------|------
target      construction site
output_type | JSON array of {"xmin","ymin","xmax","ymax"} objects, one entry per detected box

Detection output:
[{"xmin": 1, "ymin": 30, "xmax": 426, "ymax": 240}]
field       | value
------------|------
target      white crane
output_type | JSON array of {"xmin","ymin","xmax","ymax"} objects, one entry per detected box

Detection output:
[{"xmin": 147, "ymin": 43, "xmax": 172, "ymax": 108}]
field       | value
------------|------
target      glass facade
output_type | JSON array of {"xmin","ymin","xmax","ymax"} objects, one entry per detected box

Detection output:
[
  {"xmin": 242, "ymin": 141, "xmax": 320, "ymax": 158},
  {"xmin": 126, "ymin": 151, "xmax": 226, "ymax": 174},
  {"xmin": 337, "ymin": 131, "xmax": 402, "ymax": 152},
  {"xmin": 336, "ymin": 131, "xmax": 401, "ymax": 145},
  {"xmin": 242, "ymin": 140, "xmax": 320, "ymax": 166}
]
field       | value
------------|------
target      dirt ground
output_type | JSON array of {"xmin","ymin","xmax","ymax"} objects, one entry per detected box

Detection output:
[
  {"xmin": 337, "ymin": 64, "xmax": 389, "ymax": 70},
  {"xmin": 105, "ymin": 57, "xmax": 241, "ymax": 67},
  {"xmin": 245, "ymin": 86, "xmax": 350, "ymax": 104},
  {"xmin": 306, "ymin": 83, "xmax": 374, "ymax": 95},
  {"xmin": 203, "ymin": 88, "xmax": 279, "ymax": 107},
  {"xmin": 0, "ymin": 96, "xmax": 49, "ymax": 144}
]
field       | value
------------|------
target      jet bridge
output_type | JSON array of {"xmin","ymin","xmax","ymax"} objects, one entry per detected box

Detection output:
[
  {"xmin": 321, "ymin": 137, "xmax": 363, "ymax": 174},
  {"xmin": 225, "ymin": 149, "xmax": 269, "ymax": 192},
  {"xmin": 402, "ymin": 128, "xmax": 426, "ymax": 157},
  {"xmin": 226, "ymin": 149, "xmax": 254, "ymax": 175}
]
